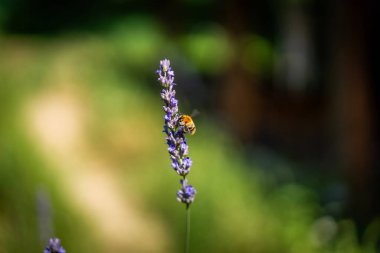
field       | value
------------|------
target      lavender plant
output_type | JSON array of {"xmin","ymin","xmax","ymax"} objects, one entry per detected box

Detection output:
[
  {"xmin": 156, "ymin": 59, "xmax": 197, "ymax": 206},
  {"xmin": 156, "ymin": 59, "xmax": 196, "ymax": 253},
  {"xmin": 43, "ymin": 238, "xmax": 66, "ymax": 253}
]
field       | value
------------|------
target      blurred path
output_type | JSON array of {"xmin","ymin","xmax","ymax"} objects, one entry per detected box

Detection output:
[{"xmin": 24, "ymin": 52, "xmax": 169, "ymax": 252}]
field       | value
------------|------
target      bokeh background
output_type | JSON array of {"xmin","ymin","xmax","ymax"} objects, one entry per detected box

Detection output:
[{"xmin": 1, "ymin": 0, "xmax": 379, "ymax": 252}]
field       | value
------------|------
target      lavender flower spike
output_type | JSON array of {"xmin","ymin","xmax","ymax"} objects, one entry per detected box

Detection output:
[
  {"xmin": 44, "ymin": 238, "xmax": 66, "ymax": 253},
  {"xmin": 156, "ymin": 59, "xmax": 197, "ymax": 205},
  {"xmin": 157, "ymin": 59, "xmax": 191, "ymax": 177},
  {"xmin": 177, "ymin": 179, "xmax": 196, "ymax": 206}
]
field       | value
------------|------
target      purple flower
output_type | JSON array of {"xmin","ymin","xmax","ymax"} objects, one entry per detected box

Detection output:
[
  {"xmin": 160, "ymin": 59, "xmax": 171, "ymax": 72},
  {"xmin": 44, "ymin": 238, "xmax": 66, "ymax": 253},
  {"xmin": 157, "ymin": 59, "xmax": 175, "ymax": 87},
  {"xmin": 180, "ymin": 142, "xmax": 189, "ymax": 156},
  {"xmin": 157, "ymin": 59, "xmax": 197, "ymax": 206},
  {"xmin": 183, "ymin": 157, "xmax": 192, "ymax": 170},
  {"xmin": 177, "ymin": 179, "xmax": 196, "ymax": 205}
]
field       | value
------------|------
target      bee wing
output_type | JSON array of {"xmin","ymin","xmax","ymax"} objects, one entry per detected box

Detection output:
[{"xmin": 190, "ymin": 109, "xmax": 200, "ymax": 118}]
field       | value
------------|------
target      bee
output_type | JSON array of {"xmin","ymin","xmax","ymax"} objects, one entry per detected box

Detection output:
[{"xmin": 179, "ymin": 114, "xmax": 196, "ymax": 135}]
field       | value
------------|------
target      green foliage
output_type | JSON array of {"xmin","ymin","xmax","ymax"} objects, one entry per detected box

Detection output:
[
  {"xmin": 242, "ymin": 34, "xmax": 274, "ymax": 77},
  {"xmin": 181, "ymin": 24, "xmax": 231, "ymax": 74}
]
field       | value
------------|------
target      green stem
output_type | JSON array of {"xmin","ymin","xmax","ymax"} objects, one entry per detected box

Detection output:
[{"xmin": 185, "ymin": 206, "xmax": 191, "ymax": 253}]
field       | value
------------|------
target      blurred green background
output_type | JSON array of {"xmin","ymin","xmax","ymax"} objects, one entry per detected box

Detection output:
[{"xmin": 1, "ymin": 0, "xmax": 379, "ymax": 252}]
